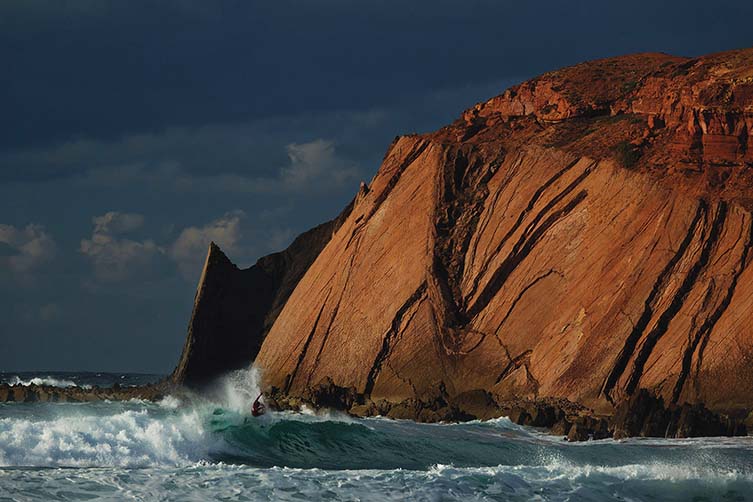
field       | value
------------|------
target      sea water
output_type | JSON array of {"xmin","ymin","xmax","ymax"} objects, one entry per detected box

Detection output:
[{"xmin": 1, "ymin": 369, "xmax": 752, "ymax": 501}]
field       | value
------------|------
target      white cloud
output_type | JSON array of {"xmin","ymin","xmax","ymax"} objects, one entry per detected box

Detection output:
[
  {"xmin": 92, "ymin": 211, "xmax": 144, "ymax": 234},
  {"xmin": 3, "ymin": 120, "xmax": 364, "ymax": 195},
  {"xmin": 281, "ymin": 139, "xmax": 360, "ymax": 189},
  {"xmin": 79, "ymin": 210, "xmax": 294, "ymax": 283},
  {"xmin": 169, "ymin": 210, "xmax": 245, "ymax": 280},
  {"xmin": 0, "ymin": 223, "xmax": 56, "ymax": 275},
  {"xmin": 77, "ymin": 139, "xmax": 359, "ymax": 194},
  {"xmin": 80, "ymin": 211, "xmax": 163, "ymax": 281}
]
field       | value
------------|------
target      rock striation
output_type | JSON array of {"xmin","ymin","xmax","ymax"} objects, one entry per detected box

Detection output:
[{"xmin": 251, "ymin": 49, "xmax": 753, "ymax": 426}]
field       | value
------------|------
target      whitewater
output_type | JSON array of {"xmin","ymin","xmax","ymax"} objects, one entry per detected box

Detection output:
[{"xmin": 1, "ymin": 370, "xmax": 752, "ymax": 501}]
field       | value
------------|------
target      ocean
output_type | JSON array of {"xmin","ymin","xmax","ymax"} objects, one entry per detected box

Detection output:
[{"xmin": 1, "ymin": 369, "xmax": 752, "ymax": 501}]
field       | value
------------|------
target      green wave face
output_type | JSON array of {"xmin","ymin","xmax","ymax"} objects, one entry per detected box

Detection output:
[
  {"xmin": 2, "ymin": 370, "xmax": 753, "ymax": 501},
  {"xmin": 205, "ymin": 407, "xmax": 753, "ymax": 475}
]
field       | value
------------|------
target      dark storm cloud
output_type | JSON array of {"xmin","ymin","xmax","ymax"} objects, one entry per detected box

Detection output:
[
  {"xmin": 0, "ymin": 112, "xmax": 368, "ymax": 184},
  {"xmin": 0, "ymin": 79, "xmax": 510, "ymax": 185},
  {"xmin": 3, "ymin": 0, "xmax": 751, "ymax": 153},
  {"xmin": 1, "ymin": 0, "xmax": 751, "ymax": 372}
]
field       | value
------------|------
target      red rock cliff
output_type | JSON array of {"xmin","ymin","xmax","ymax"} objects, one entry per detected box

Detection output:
[{"xmin": 185, "ymin": 48, "xmax": 753, "ymax": 417}]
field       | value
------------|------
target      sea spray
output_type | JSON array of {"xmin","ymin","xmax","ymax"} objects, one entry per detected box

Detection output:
[
  {"xmin": 217, "ymin": 366, "xmax": 263, "ymax": 413},
  {"xmin": 1, "ymin": 371, "xmax": 753, "ymax": 501},
  {"xmin": 0, "ymin": 397, "xmax": 222, "ymax": 468},
  {"xmin": 6, "ymin": 376, "xmax": 82, "ymax": 388},
  {"xmin": 0, "ymin": 371, "xmax": 161, "ymax": 389}
]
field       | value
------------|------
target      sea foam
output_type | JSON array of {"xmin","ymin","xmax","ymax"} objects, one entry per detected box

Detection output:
[
  {"xmin": 0, "ymin": 406, "xmax": 210, "ymax": 467},
  {"xmin": 0, "ymin": 367, "xmax": 264, "ymax": 468},
  {"xmin": 5, "ymin": 376, "xmax": 87, "ymax": 388},
  {"xmin": 2, "ymin": 366, "xmax": 753, "ymax": 502}
]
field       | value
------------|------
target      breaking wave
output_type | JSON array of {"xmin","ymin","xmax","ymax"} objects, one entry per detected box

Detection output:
[
  {"xmin": 1, "ymin": 367, "xmax": 752, "ymax": 500},
  {"xmin": 4, "ymin": 376, "xmax": 83, "ymax": 388}
]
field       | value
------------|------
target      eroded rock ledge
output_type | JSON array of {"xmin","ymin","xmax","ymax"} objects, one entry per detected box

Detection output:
[
  {"xmin": 0, "ymin": 382, "xmax": 168, "ymax": 403},
  {"xmin": 264, "ymin": 380, "xmax": 748, "ymax": 442}
]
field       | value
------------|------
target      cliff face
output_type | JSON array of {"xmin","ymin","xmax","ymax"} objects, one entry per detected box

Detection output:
[
  {"xmin": 171, "ymin": 205, "xmax": 352, "ymax": 387},
  {"xmin": 181, "ymin": 48, "xmax": 753, "ymax": 416}
]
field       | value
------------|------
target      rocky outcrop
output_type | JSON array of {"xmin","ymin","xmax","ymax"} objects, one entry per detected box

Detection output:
[
  {"xmin": 264, "ymin": 382, "xmax": 745, "ymax": 441},
  {"xmin": 256, "ymin": 145, "xmax": 753, "ymax": 416},
  {"xmin": 171, "ymin": 204, "xmax": 353, "ymax": 387},
  {"xmin": 611, "ymin": 389, "xmax": 747, "ymax": 439},
  {"xmin": 0, "ymin": 382, "xmax": 166, "ymax": 403},
  {"xmin": 250, "ymin": 48, "xmax": 753, "ymax": 423},
  {"xmin": 165, "ymin": 48, "xmax": 753, "ymax": 438}
]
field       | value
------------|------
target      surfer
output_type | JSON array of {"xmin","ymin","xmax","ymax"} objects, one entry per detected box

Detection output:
[{"xmin": 251, "ymin": 393, "xmax": 266, "ymax": 417}]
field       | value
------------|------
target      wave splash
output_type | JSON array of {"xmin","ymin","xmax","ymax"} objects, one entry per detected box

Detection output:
[
  {"xmin": 0, "ymin": 367, "xmax": 280, "ymax": 468},
  {"xmin": 0, "ymin": 367, "xmax": 267, "ymax": 468},
  {"xmin": 1, "ymin": 367, "xmax": 753, "ymax": 500},
  {"xmin": 5, "ymin": 376, "xmax": 85, "ymax": 388},
  {"xmin": 0, "ymin": 406, "xmax": 207, "ymax": 467}
]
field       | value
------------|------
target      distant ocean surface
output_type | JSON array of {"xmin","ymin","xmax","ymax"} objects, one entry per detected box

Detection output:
[
  {"xmin": 1, "ymin": 370, "xmax": 752, "ymax": 501},
  {"xmin": 0, "ymin": 371, "xmax": 164, "ymax": 390}
]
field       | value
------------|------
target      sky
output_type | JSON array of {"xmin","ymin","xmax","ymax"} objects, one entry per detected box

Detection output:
[{"xmin": 1, "ymin": 0, "xmax": 751, "ymax": 374}]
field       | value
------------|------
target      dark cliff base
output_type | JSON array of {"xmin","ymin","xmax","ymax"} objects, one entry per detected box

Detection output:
[
  {"xmin": 1, "ymin": 380, "xmax": 748, "ymax": 442},
  {"xmin": 264, "ymin": 380, "xmax": 750, "ymax": 442},
  {"xmin": 0, "ymin": 381, "xmax": 169, "ymax": 403}
]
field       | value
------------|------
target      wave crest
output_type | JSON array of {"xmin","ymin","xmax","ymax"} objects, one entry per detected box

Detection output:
[
  {"xmin": 0, "ymin": 405, "xmax": 210, "ymax": 467},
  {"xmin": 5, "ymin": 376, "xmax": 88, "ymax": 388}
]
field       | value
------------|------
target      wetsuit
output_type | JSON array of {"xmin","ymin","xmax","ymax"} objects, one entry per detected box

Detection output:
[{"xmin": 251, "ymin": 394, "xmax": 265, "ymax": 417}]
